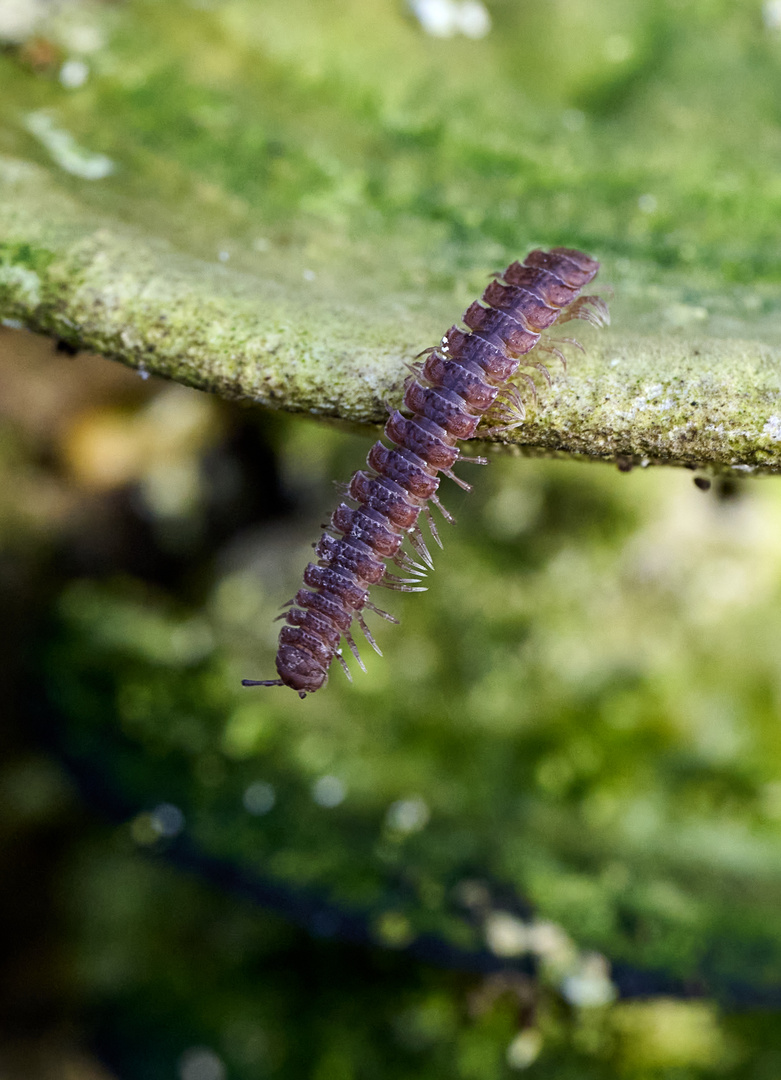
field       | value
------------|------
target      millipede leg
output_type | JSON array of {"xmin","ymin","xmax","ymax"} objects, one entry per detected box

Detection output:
[
  {"xmin": 505, "ymin": 371, "xmax": 538, "ymax": 405},
  {"xmin": 335, "ymin": 649, "xmax": 353, "ymax": 682},
  {"xmin": 392, "ymin": 553, "xmax": 428, "ymax": 579},
  {"xmin": 429, "ymin": 492, "xmax": 455, "ymax": 524},
  {"xmin": 441, "ymin": 468, "xmax": 472, "ymax": 492},
  {"xmin": 393, "ymin": 547, "xmax": 428, "ymax": 571},
  {"xmin": 479, "ymin": 418, "xmax": 527, "ymax": 437},
  {"xmin": 423, "ymin": 506, "xmax": 444, "ymax": 549},
  {"xmin": 530, "ymin": 361, "xmax": 553, "ymax": 387},
  {"xmin": 365, "ymin": 601, "xmax": 400, "ymax": 624},
  {"xmin": 380, "ymin": 570, "xmax": 428, "ymax": 592},
  {"xmin": 547, "ymin": 335, "xmax": 585, "ymax": 355},
  {"xmin": 383, "ymin": 570, "xmax": 427, "ymax": 584},
  {"xmin": 356, "ymin": 612, "xmax": 383, "ymax": 655},
  {"xmin": 584, "ymin": 295, "xmax": 611, "ymax": 325},
  {"xmin": 344, "ymin": 629, "xmax": 366, "ymax": 672},
  {"xmin": 537, "ymin": 342, "xmax": 569, "ymax": 370},
  {"xmin": 482, "ymin": 385, "xmax": 527, "ymax": 430},
  {"xmin": 558, "ymin": 295, "xmax": 610, "ymax": 328},
  {"xmin": 496, "ymin": 381, "xmax": 527, "ymax": 421},
  {"xmin": 381, "ymin": 581, "xmax": 428, "ymax": 593},
  {"xmin": 408, "ymin": 525, "xmax": 435, "ymax": 569}
]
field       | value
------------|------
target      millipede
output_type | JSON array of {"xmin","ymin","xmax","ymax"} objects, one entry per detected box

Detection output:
[{"xmin": 244, "ymin": 247, "xmax": 608, "ymax": 698}]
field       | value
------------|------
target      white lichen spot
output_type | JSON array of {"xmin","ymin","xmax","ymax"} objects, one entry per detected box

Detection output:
[
  {"xmin": 302, "ymin": 268, "xmax": 316, "ymax": 282},
  {"xmin": 560, "ymin": 953, "xmax": 617, "ymax": 1007},
  {"xmin": 385, "ymin": 796, "xmax": 430, "ymax": 834},
  {"xmin": 484, "ymin": 911, "xmax": 529, "ymax": 957},
  {"xmin": 312, "ymin": 774, "xmax": 346, "ymax": 808},
  {"xmin": 763, "ymin": 0, "xmax": 781, "ymax": 31},
  {"xmin": 638, "ymin": 193, "xmax": 657, "ymax": 213},
  {"xmin": 457, "ymin": 0, "xmax": 491, "ymax": 38},
  {"xmin": 762, "ymin": 415, "xmax": 781, "ymax": 440},
  {"xmin": 409, "ymin": 0, "xmax": 454, "ymax": 37},
  {"xmin": 24, "ymin": 111, "xmax": 115, "ymax": 180},
  {"xmin": 60, "ymin": 58, "xmax": 89, "ymax": 89},
  {"xmin": 218, "ymin": 249, "xmax": 230, "ymax": 262},
  {"xmin": 0, "ymin": 265, "xmax": 41, "ymax": 305},
  {"xmin": 243, "ymin": 780, "xmax": 276, "ymax": 815},
  {"xmin": 0, "ymin": 0, "xmax": 47, "ymax": 43},
  {"xmin": 506, "ymin": 1029, "xmax": 543, "ymax": 1070},
  {"xmin": 408, "ymin": 0, "xmax": 490, "ymax": 38},
  {"xmin": 525, "ymin": 919, "xmax": 573, "ymax": 960},
  {"xmin": 59, "ymin": 22, "xmax": 105, "ymax": 55}
]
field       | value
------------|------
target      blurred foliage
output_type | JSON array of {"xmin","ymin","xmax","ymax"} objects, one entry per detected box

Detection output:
[
  {"xmin": 3, "ymin": 325, "xmax": 781, "ymax": 1077},
  {"xmin": 3, "ymin": 0, "xmax": 781, "ymax": 279}
]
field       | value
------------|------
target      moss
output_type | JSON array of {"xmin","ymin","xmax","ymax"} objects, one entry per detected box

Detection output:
[
  {"xmin": 0, "ymin": 240, "xmax": 55, "ymax": 274},
  {"xmin": 2, "ymin": 0, "xmax": 781, "ymax": 473}
]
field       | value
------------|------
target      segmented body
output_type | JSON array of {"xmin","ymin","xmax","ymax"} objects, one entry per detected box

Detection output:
[{"xmin": 244, "ymin": 247, "xmax": 607, "ymax": 698}]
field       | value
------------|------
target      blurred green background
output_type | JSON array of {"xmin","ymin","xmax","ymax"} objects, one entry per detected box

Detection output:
[{"xmin": 3, "ymin": 0, "xmax": 781, "ymax": 1078}]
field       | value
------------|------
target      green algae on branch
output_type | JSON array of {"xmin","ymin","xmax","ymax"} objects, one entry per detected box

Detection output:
[
  {"xmin": 2, "ymin": 158, "xmax": 781, "ymax": 474},
  {"xmin": 516, "ymin": 334, "xmax": 781, "ymax": 474},
  {"xmin": 0, "ymin": 155, "xmax": 409, "ymax": 422},
  {"xmin": 2, "ymin": 0, "xmax": 781, "ymax": 473}
]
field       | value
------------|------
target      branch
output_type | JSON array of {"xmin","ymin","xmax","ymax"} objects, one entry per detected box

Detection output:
[{"xmin": 2, "ymin": 155, "xmax": 781, "ymax": 474}]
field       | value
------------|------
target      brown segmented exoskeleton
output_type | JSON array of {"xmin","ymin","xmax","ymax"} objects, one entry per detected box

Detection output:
[{"xmin": 244, "ymin": 247, "xmax": 609, "ymax": 698}]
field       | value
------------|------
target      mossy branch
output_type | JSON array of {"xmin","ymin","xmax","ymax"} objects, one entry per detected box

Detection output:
[{"xmin": 2, "ymin": 156, "xmax": 781, "ymax": 475}]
